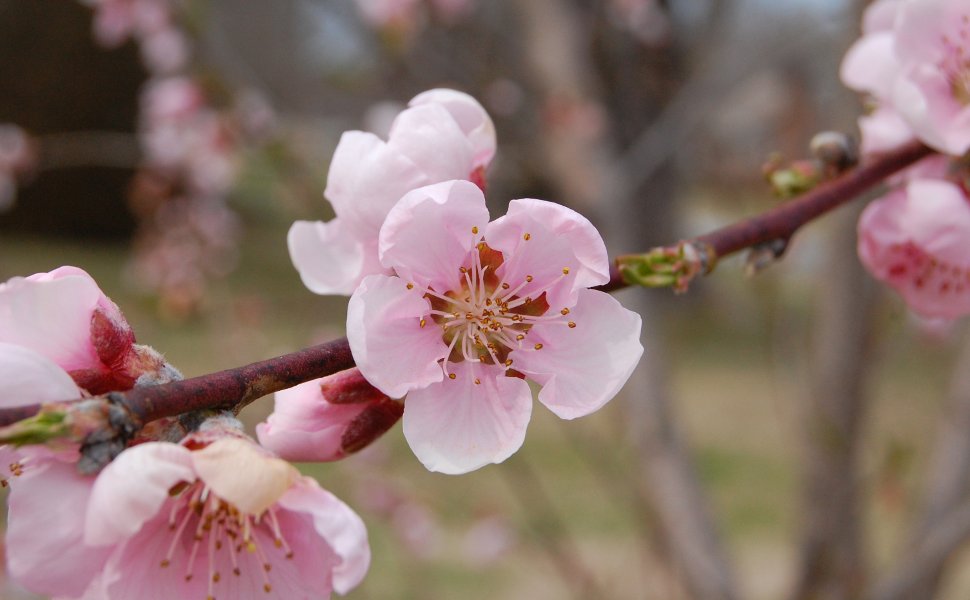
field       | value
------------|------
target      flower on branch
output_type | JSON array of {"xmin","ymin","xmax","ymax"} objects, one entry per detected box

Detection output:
[
  {"xmin": 289, "ymin": 88, "xmax": 496, "ymax": 296},
  {"xmin": 345, "ymin": 179, "xmax": 643, "ymax": 474},
  {"xmin": 257, "ymin": 367, "xmax": 404, "ymax": 462},
  {"xmin": 858, "ymin": 175, "xmax": 970, "ymax": 319},
  {"xmin": 842, "ymin": 0, "xmax": 970, "ymax": 157}
]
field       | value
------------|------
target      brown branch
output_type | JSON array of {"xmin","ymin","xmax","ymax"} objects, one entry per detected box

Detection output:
[{"xmin": 0, "ymin": 337, "xmax": 354, "ymax": 427}]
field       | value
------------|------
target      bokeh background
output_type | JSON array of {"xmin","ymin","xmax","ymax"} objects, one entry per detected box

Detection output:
[{"xmin": 2, "ymin": 1, "xmax": 969, "ymax": 598}]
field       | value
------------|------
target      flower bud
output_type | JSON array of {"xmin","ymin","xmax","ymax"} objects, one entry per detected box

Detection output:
[{"xmin": 257, "ymin": 368, "xmax": 403, "ymax": 462}]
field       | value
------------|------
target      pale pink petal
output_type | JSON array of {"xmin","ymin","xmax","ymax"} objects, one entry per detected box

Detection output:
[
  {"xmin": 192, "ymin": 437, "xmax": 298, "ymax": 515},
  {"xmin": 0, "ymin": 343, "xmax": 80, "ymax": 406},
  {"xmin": 324, "ymin": 130, "xmax": 427, "ymax": 233},
  {"xmin": 408, "ymin": 88, "xmax": 497, "ymax": 169},
  {"xmin": 402, "ymin": 361, "xmax": 532, "ymax": 474},
  {"xmin": 862, "ymin": 0, "xmax": 901, "ymax": 33},
  {"xmin": 378, "ymin": 180, "xmax": 489, "ymax": 292},
  {"xmin": 347, "ymin": 275, "xmax": 448, "ymax": 398},
  {"xmin": 0, "ymin": 271, "xmax": 103, "ymax": 372},
  {"xmin": 386, "ymin": 104, "xmax": 475, "ymax": 183},
  {"xmin": 257, "ymin": 378, "xmax": 371, "ymax": 462},
  {"xmin": 511, "ymin": 289, "xmax": 643, "ymax": 419},
  {"xmin": 7, "ymin": 459, "xmax": 111, "ymax": 597},
  {"xmin": 839, "ymin": 32, "xmax": 900, "ymax": 100},
  {"xmin": 84, "ymin": 442, "xmax": 196, "ymax": 546},
  {"xmin": 483, "ymin": 199, "xmax": 606, "ymax": 309},
  {"xmin": 893, "ymin": 63, "xmax": 970, "ymax": 156},
  {"xmin": 858, "ymin": 105, "xmax": 915, "ymax": 156},
  {"xmin": 894, "ymin": 0, "xmax": 965, "ymax": 64},
  {"xmin": 278, "ymin": 477, "xmax": 371, "ymax": 594},
  {"xmin": 288, "ymin": 218, "xmax": 387, "ymax": 296},
  {"xmin": 858, "ymin": 178, "xmax": 970, "ymax": 319}
]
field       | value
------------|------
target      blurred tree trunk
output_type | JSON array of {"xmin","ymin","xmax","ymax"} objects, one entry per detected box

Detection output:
[
  {"xmin": 517, "ymin": 1, "xmax": 738, "ymax": 598},
  {"xmin": 790, "ymin": 204, "xmax": 876, "ymax": 600}
]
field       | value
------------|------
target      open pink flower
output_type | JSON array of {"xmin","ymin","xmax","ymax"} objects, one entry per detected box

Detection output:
[
  {"xmin": 0, "ymin": 267, "xmax": 174, "ymax": 394},
  {"xmin": 347, "ymin": 180, "xmax": 643, "ymax": 474},
  {"xmin": 842, "ymin": 0, "xmax": 970, "ymax": 156},
  {"xmin": 76, "ymin": 436, "xmax": 370, "ymax": 599},
  {"xmin": 0, "ymin": 343, "xmax": 108, "ymax": 599},
  {"xmin": 257, "ymin": 368, "xmax": 403, "ymax": 462},
  {"xmin": 858, "ymin": 177, "xmax": 970, "ymax": 318},
  {"xmin": 289, "ymin": 89, "xmax": 496, "ymax": 296}
]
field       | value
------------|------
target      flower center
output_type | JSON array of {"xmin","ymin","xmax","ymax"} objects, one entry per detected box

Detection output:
[
  {"xmin": 411, "ymin": 233, "xmax": 578, "ymax": 382},
  {"xmin": 941, "ymin": 17, "xmax": 970, "ymax": 106},
  {"xmin": 159, "ymin": 480, "xmax": 294, "ymax": 599}
]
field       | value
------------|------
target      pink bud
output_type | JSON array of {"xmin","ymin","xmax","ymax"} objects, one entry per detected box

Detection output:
[{"xmin": 257, "ymin": 368, "xmax": 403, "ymax": 462}]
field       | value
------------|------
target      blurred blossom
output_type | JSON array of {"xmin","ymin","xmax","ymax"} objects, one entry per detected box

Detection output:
[
  {"xmin": 607, "ymin": 0, "xmax": 671, "ymax": 46},
  {"xmin": 858, "ymin": 177, "xmax": 970, "ymax": 319},
  {"xmin": 460, "ymin": 515, "xmax": 517, "ymax": 565},
  {"xmin": 906, "ymin": 311, "xmax": 957, "ymax": 342},
  {"xmin": 484, "ymin": 79, "xmax": 525, "ymax": 118},
  {"xmin": 842, "ymin": 0, "xmax": 970, "ymax": 156},
  {"xmin": 390, "ymin": 502, "xmax": 442, "ymax": 559},
  {"xmin": 356, "ymin": 0, "xmax": 420, "ymax": 28},
  {"xmin": 86, "ymin": 0, "xmax": 175, "ymax": 49},
  {"xmin": 139, "ymin": 26, "xmax": 191, "ymax": 74},
  {"xmin": 234, "ymin": 89, "xmax": 279, "ymax": 140}
]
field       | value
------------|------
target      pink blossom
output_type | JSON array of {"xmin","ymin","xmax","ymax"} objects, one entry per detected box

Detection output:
[
  {"xmin": 289, "ymin": 89, "xmax": 496, "ymax": 296},
  {"xmin": 346, "ymin": 180, "xmax": 643, "ymax": 474},
  {"xmin": 0, "ymin": 343, "xmax": 107, "ymax": 598},
  {"xmin": 0, "ymin": 267, "xmax": 151, "ymax": 394},
  {"xmin": 858, "ymin": 177, "xmax": 970, "ymax": 318},
  {"xmin": 355, "ymin": 0, "xmax": 420, "ymax": 28},
  {"xmin": 842, "ymin": 0, "xmax": 970, "ymax": 156},
  {"xmin": 79, "ymin": 436, "xmax": 370, "ymax": 599},
  {"xmin": 257, "ymin": 368, "xmax": 403, "ymax": 462}
]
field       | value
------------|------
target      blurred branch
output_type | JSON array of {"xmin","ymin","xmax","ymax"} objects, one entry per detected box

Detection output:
[
  {"xmin": 790, "ymin": 204, "xmax": 876, "ymax": 600},
  {"xmin": 500, "ymin": 457, "xmax": 607, "ymax": 599},
  {"xmin": 871, "ymin": 331, "xmax": 970, "ymax": 600}
]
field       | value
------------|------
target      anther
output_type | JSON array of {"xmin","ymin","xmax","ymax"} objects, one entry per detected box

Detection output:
[
  {"xmin": 420, "ymin": 319, "xmax": 427, "ymax": 328},
  {"xmin": 474, "ymin": 378, "xmax": 481, "ymax": 385},
  {"xmin": 233, "ymin": 568, "xmax": 241, "ymax": 576},
  {"xmin": 516, "ymin": 334, "xmax": 525, "ymax": 340},
  {"xmin": 460, "ymin": 267, "xmax": 468, "ymax": 274},
  {"xmin": 568, "ymin": 322, "xmax": 576, "ymax": 328},
  {"xmin": 525, "ymin": 275, "xmax": 533, "ymax": 282},
  {"xmin": 472, "ymin": 226, "xmax": 479, "ymax": 234},
  {"xmin": 562, "ymin": 267, "xmax": 570, "ymax": 275},
  {"xmin": 406, "ymin": 283, "xmax": 414, "ymax": 290},
  {"xmin": 264, "ymin": 584, "xmax": 273, "ymax": 593},
  {"xmin": 523, "ymin": 232, "xmax": 531, "ymax": 241},
  {"xmin": 534, "ymin": 343, "xmax": 544, "ymax": 350},
  {"xmin": 213, "ymin": 572, "xmax": 221, "ymax": 583},
  {"xmin": 160, "ymin": 560, "xmax": 170, "ymax": 568},
  {"xmin": 502, "ymin": 283, "xmax": 510, "ymax": 289},
  {"xmin": 504, "ymin": 359, "xmax": 513, "ymax": 366},
  {"xmin": 449, "ymin": 373, "xmax": 457, "ymax": 380},
  {"xmin": 560, "ymin": 308, "xmax": 570, "ymax": 315}
]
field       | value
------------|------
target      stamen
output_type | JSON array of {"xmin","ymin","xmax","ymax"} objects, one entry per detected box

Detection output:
[
  {"xmin": 406, "ymin": 283, "xmax": 414, "ymax": 290},
  {"xmin": 523, "ymin": 232, "xmax": 531, "ymax": 241},
  {"xmin": 471, "ymin": 226, "xmax": 479, "ymax": 234}
]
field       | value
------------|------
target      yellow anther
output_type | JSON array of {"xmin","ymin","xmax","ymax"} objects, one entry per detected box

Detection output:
[
  {"xmin": 474, "ymin": 378, "xmax": 481, "ymax": 385},
  {"xmin": 472, "ymin": 226, "xmax": 479, "ymax": 234},
  {"xmin": 526, "ymin": 275, "xmax": 533, "ymax": 282},
  {"xmin": 534, "ymin": 343, "xmax": 544, "ymax": 350},
  {"xmin": 504, "ymin": 359, "xmax": 513, "ymax": 366},
  {"xmin": 516, "ymin": 334, "xmax": 525, "ymax": 340},
  {"xmin": 560, "ymin": 308, "xmax": 570, "ymax": 315},
  {"xmin": 459, "ymin": 266, "xmax": 468, "ymax": 273},
  {"xmin": 449, "ymin": 373, "xmax": 457, "ymax": 380},
  {"xmin": 419, "ymin": 319, "xmax": 427, "ymax": 328},
  {"xmin": 160, "ymin": 559, "xmax": 170, "ymax": 568},
  {"xmin": 406, "ymin": 283, "xmax": 414, "ymax": 290},
  {"xmin": 213, "ymin": 572, "xmax": 221, "ymax": 583},
  {"xmin": 264, "ymin": 584, "xmax": 273, "ymax": 593},
  {"xmin": 562, "ymin": 267, "xmax": 570, "ymax": 274},
  {"xmin": 568, "ymin": 321, "xmax": 576, "ymax": 328},
  {"xmin": 523, "ymin": 232, "xmax": 531, "ymax": 241},
  {"xmin": 502, "ymin": 283, "xmax": 510, "ymax": 289}
]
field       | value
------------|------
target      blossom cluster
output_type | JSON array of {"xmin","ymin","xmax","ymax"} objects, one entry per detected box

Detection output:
[
  {"xmin": 0, "ymin": 268, "xmax": 369, "ymax": 599},
  {"xmin": 842, "ymin": 0, "xmax": 970, "ymax": 320}
]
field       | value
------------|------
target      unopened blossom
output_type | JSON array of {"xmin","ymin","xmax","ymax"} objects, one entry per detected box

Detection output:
[
  {"xmin": 79, "ymin": 436, "xmax": 370, "ymax": 599},
  {"xmin": 347, "ymin": 180, "xmax": 643, "ymax": 474},
  {"xmin": 858, "ymin": 177, "xmax": 970, "ymax": 318},
  {"xmin": 289, "ymin": 88, "xmax": 496, "ymax": 296},
  {"xmin": 0, "ymin": 267, "xmax": 177, "ymax": 393},
  {"xmin": 257, "ymin": 368, "xmax": 403, "ymax": 462}
]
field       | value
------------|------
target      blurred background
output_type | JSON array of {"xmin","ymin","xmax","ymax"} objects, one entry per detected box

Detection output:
[{"xmin": 2, "ymin": 0, "xmax": 969, "ymax": 598}]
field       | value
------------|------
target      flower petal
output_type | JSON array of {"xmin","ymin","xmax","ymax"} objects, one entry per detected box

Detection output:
[
  {"xmin": 511, "ymin": 289, "xmax": 643, "ymax": 420},
  {"xmin": 347, "ymin": 275, "xmax": 448, "ymax": 398},
  {"xmin": 277, "ymin": 477, "xmax": 371, "ymax": 594},
  {"xmin": 839, "ymin": 32, "xmax": 899, "ymax": 100},
  {"xmin": 192, "ymin": 437, "xmax": 299, "ymax": 516},
  {"xmin": 288, "ymin": 218, "xmax": 386, "ymax": 296},
  {"xmin": 0, "ymin": 342, "xmax": 80, "ymax": 406},
  {"xmin": 386, "ymin": 103, "xmax": 476, "ymax": 183},
  {"xmin": 84, "ymin": 442, "xmax": 196, "ymax": 546},
  {"xmin": 485, "ymin": 199, "xmax": 608, "ymax": 309},
  {"xmin": 409, "ymin": 88, "xmax": 496, "ymax": 169},
  {"xmin": 378, "ymin": 179, "xmax": 489, "ymax": 293},
  {"xmin": 0, "ymin": 270, "xmax": 103, "ymax": 372},
  {"xmin": 7, "ymin": 459, "xmax": 111, "ymax": 597},
  {"xmin": 324, "ymin": 130, "xmax": 428, "ymax": 233},
  {"xmin": 402, "ymin": 361, "xmax": 532, "ymax": 474}
]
